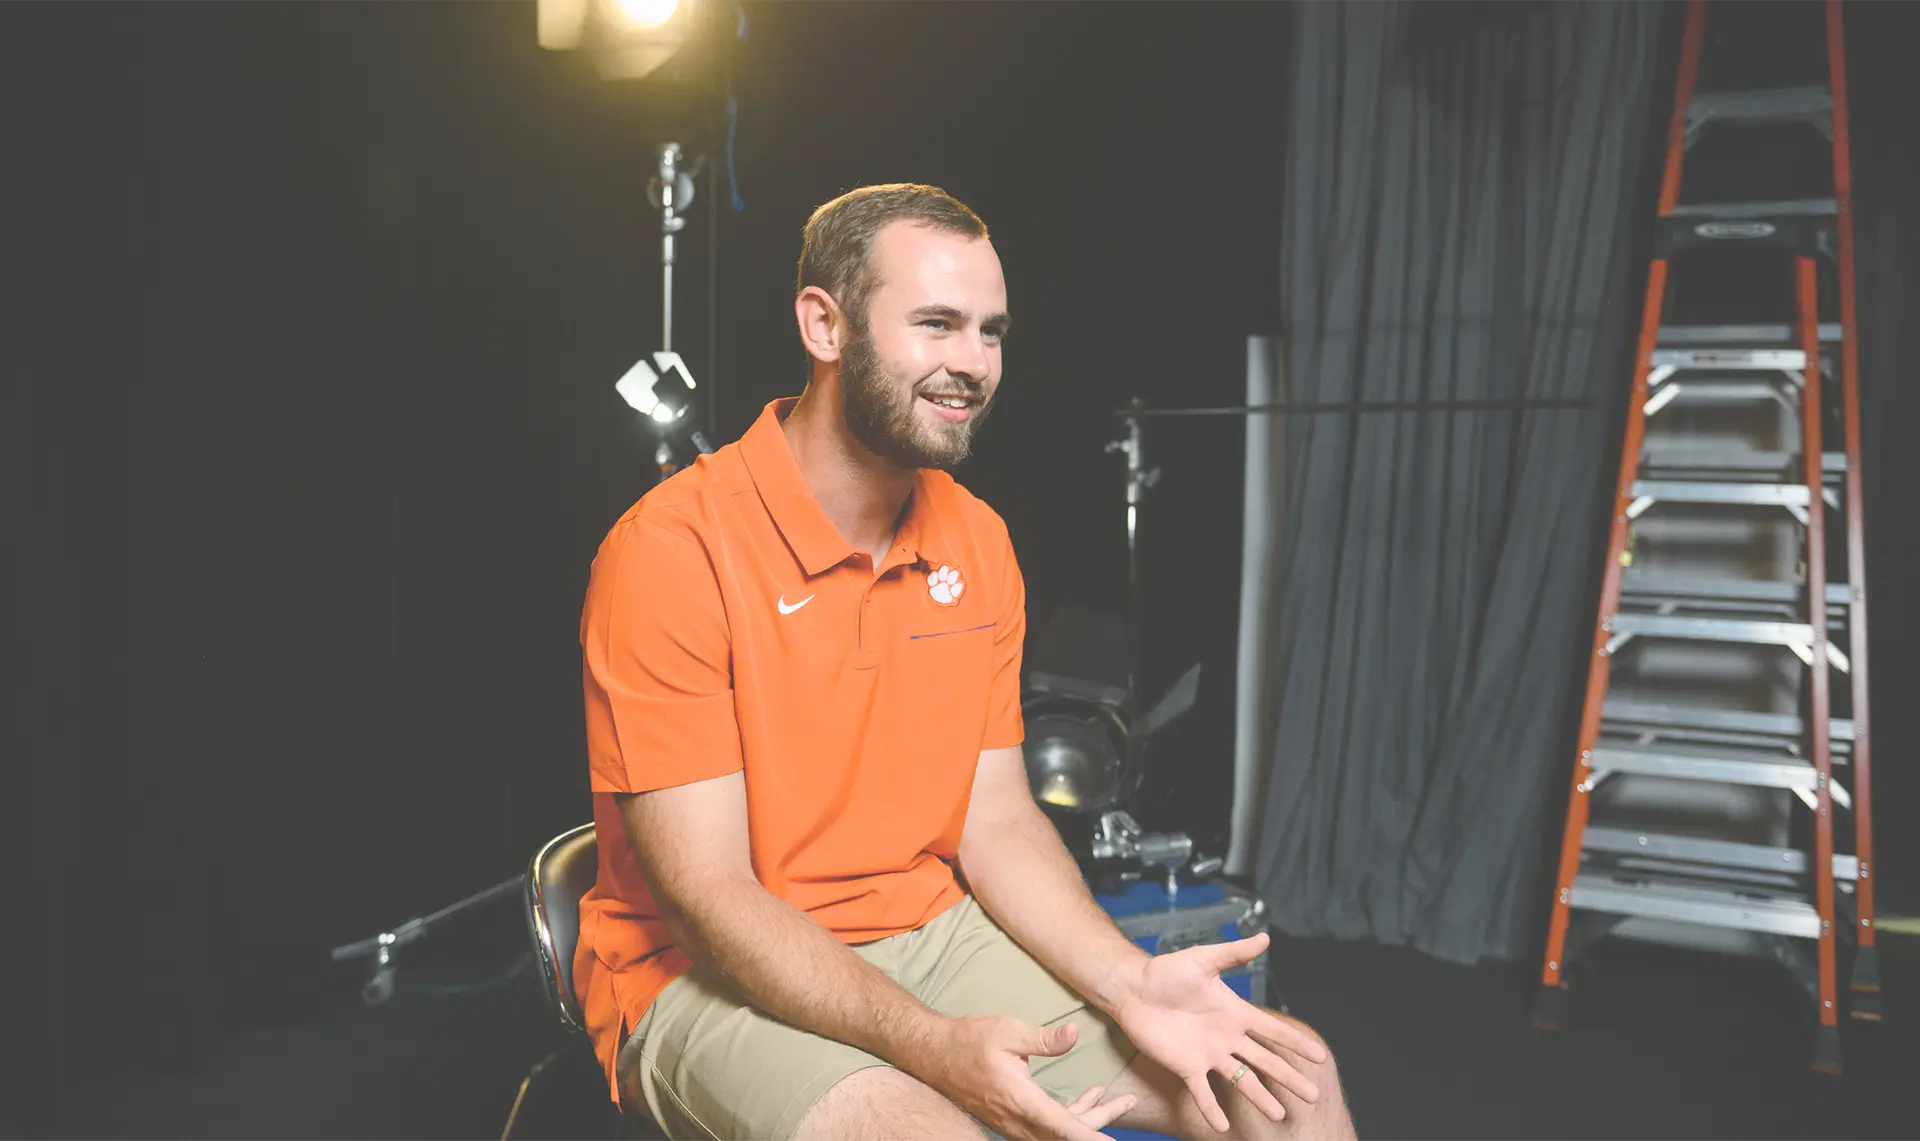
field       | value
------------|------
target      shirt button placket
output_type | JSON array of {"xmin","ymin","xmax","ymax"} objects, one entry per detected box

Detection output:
[{"xmin": 857, "ymin": 582, "xmax": 881, "ymax": 668}]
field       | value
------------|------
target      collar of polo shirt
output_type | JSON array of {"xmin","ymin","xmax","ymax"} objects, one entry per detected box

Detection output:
[{"xmin": 739, "ymin": 398, "xmax": 949, "ymax": 578}]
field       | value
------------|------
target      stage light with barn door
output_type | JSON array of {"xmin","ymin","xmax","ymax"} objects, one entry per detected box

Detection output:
[
  {"xmin": 615, "ymin": 349, "xmax": 712, "ymax": 456},
  {"xmin": 1022, "ymin": 659, "xmax": 1212, "ymax": 899}
]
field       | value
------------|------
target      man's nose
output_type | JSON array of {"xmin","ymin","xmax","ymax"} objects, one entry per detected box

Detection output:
[{"xmin": 947, "ymin": 330, "xmax": 992, "ymax": 383}]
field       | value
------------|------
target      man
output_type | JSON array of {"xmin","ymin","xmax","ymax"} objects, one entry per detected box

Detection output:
[{"xmin": 575, "ymin": 184, "xmax": 1355, "ymax": 1141}]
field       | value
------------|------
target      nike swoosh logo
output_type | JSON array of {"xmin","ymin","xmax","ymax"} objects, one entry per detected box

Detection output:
[{"xmin": 777, "ymin": 594, "xmax": 814, "ymax": 615}]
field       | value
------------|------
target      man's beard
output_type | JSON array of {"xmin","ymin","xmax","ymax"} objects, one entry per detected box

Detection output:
[{"xmin": 839, "ymin": 322, "xmax": 994, "ymax": 471}]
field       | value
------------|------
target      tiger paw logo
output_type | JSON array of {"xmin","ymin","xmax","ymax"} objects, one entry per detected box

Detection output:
[{"xmin": 927, "ymin": 564, "xmax": 965, "ymax": 606}]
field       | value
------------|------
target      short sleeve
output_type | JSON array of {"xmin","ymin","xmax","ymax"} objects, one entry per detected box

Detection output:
[
  {"xmin": 980, "ymin": 523, "xmax": 1026, "ymax": 750},
  {"xmin": 580, "ymin": 517, "xmax": 743, "ymax": 794}
]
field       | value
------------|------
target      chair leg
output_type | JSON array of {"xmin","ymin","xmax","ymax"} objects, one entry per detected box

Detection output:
[{"xmin": 500, "ymin": 1047, "xmax": 568, "ymax": 1141}]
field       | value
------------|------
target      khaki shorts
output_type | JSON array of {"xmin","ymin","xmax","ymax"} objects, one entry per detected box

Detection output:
[{"xmin": 617, "ymin": 895, "xmax": 1139, "ymax": 1140}]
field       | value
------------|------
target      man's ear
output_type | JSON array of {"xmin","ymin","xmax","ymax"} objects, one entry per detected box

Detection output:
[{"xmin": 794, "ymin": 286, "xmax": 846, "ymax": 364}]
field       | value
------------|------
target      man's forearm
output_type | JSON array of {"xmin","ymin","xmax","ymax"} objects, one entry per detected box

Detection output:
[
  {"xmin": 660, "ymin": 874, "xmax": 949, "ymax": 1073},
  {"xmin": 958, "ymin": 803, "xmax": 1149, "ymax": 1015}
]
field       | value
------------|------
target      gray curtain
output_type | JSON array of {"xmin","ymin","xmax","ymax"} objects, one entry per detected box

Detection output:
[{"xmin": 1253, "ymin": 1, "xmax": 1664, "ymax": 964}]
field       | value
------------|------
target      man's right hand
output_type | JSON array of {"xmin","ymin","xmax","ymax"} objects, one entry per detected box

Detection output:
[{"xmin": 916, "ymin": 1014, "xmax": 1136, "ymax": 1141}]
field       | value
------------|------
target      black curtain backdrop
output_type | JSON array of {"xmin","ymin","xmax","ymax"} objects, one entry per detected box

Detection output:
[
  {"xmin": 2, "ymin": 1, "xmax": 1286, "ymax": 1125},
  {"xmin": 1253, "ymin": 0, "xmax": 1667, "ymax": 964}
]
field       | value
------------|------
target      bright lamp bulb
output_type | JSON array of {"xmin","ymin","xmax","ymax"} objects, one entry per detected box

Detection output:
[
  {"xmin": 610, "ymin": 0, "xmax": 679, "ymax": 31},
  {"xmin": 651, "ymin": 404, "xmax": 678, "ymax": 424}
]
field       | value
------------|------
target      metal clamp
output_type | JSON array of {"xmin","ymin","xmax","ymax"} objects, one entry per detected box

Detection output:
[{"xmin": 1091, "ymin": 810, "xmax": 1215, "ymax": 900}]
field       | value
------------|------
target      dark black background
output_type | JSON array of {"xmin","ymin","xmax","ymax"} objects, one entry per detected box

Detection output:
[
  {"xmin": 4, "ymin": 1, "xmax": 1285, "ymax": 1121},
  {"xmin": 5, "ymin": 0, "xmax": 1915, "ymax": 1129}
]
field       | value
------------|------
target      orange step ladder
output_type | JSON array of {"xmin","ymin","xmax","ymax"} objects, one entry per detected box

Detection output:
[{"xmin": 1533, "ymin": 0, "xmax": 1878, "ymax": 1074}]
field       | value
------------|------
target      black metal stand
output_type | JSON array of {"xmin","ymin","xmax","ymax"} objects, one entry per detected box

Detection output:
[
  {"xmin": 329, "ymin": 875, "xmax": 520, "ymax": 1005},
  {"xmin": 1103, "ymin": 399, "xmax": 1158, "ymax": 736}
]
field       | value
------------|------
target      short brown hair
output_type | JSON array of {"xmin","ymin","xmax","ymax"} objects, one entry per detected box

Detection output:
[{"xmin": 795, "ymin": 184, "xmax": 988, "ymax": 329}]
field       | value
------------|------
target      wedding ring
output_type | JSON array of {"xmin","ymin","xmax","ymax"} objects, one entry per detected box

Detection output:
[{"xmin": 1229, "ymin": 1062, "xmax": 1251, "ymax": 1085}]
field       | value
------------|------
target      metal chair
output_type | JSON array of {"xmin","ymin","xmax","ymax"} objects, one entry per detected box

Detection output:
[
  {"xmin": 526, "ymin": 823, "xmax": 599, "ymax": 1035},
  {"xmin": 504, "ymin": 823, "xmax": 665, "ymax": 1141}
]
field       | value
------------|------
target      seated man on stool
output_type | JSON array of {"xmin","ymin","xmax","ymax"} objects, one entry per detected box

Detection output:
[{"xmin": 574, "ymin": 183, "xmax": 1357, "ymax": 1141}]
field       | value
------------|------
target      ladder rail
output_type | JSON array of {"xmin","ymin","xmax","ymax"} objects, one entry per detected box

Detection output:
[
  {"xmin": 1539, "ymin": 0, "xmax": 1708, "ymax": 996},
  {"xmin": 1824, "ymin": 0, "xmax": 1878, "ymax": 1006},
  {"xmin": 1795, "ymin": 256, "xmax": 1841, "ymax": 1050}
]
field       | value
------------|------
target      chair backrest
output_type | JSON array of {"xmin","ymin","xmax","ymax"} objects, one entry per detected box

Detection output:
[{"xmin": 525, "ymin": 822, "xmax": 599, "ymax": 1034}]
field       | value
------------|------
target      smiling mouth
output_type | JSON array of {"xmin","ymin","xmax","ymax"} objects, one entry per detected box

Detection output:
[{"xmin": 920, "ymin": 394, "xmax": 975, "ymax": 422}]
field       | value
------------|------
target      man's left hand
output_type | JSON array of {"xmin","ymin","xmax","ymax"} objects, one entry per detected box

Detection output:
[{"xmin": 1109, "ymin": 933, "xmax": 1328, "ymax": 1133}]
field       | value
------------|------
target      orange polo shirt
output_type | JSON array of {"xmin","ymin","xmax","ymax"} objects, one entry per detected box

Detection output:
[{"xmin": 573, "ymin": 397, "xmax": 1026, "ymax": 1103}]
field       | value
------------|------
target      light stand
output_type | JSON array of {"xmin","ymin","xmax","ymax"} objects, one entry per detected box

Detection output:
[
  {"xmin": 653, "ymin": 142, "xmax": 692, "ymax": 362},
  {"xmin": 1019, "ymin": 401, "xmax": 1212, "ymax": 900},
  {"xmin": 619, "ymin": 141, "xmax": 715, "ymax": 479},
  {"xmin": 1104, "ymin": 398, "xmax": 1160, "ymax": 718},
  {"xmin": 330, "ymin": 147, "xmax": 715, "ymax": 1006}
]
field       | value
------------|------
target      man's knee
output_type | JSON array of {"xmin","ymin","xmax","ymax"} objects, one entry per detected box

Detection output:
[
  {"xmin": 1107, "ymin": 1008, "xmax": 1354, "ymax": 1141},
  {"xmin": 1262, "ymin": 1009, "xmax": 1343, "ymax": 1094},
  {"xmin": 791, "ymin": 1066, "xmax": 981, "ymax": 1141}
]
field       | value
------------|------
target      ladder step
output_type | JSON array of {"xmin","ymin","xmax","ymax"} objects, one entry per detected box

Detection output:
[
  {"xmin": 1621, "ymin": 572, "xmax": 1850, "ymax": 611},
  {"xmin": 1649, "ymin": 348, "xmax": 1807, "ymax": 370},
  {"xmin": 1605, "ymin": 614, "xmax": 1854, "ymax": 675},
  {"xmin": 1667, "ymin": 198, "xmax": 1837, "ymax": 218},
  {"xmin": 1588, "ymin": 742, "xmax": 1820, "ymax": 789},
  {"xmin": 1582, "ymin": 829, "xmax": 1858, "ymax": 882},
  {"xmin": 1697, "ymin": 85, "xmax": 1827, "ymax": 124},
  {"xmin": 1569, "ymin": 871, "xmax": 1823, "ymax": 938},
  {"xmin": 1605, "ymin": 614, "xmax": 1853, "ymax": 675},
  {"xmin": 1687, "ymin": 86, "xmax": 1832, "ymax": 130},
  {"xmin": 1645, "ymin": 379, "xmax": 1787, "ymax": 407},
  {"xmin": 1610, "ymin": 612, "xmax": 1814, "ymax": 647},
  {"xmin": 1595, "ymin": 730, "xmax": 1849, "ymax": 768},
  {"xmin": 1656, "ymin": 205, "xmax": 1835, "ymax": 258},
  {"xmin": 1618, "ymin": 591, "xmax": 1847, "ymax": 634},
  {"xmin": 1629, "ymin": 479, "xmax": 1815, "ymax": 508},
  {"xmin": 1602, "ymin": 700, "xmax": 1853, "ymax": 747},
  {"xmin": 1598, "ymin": 732, "xmax": 1850, "ymax": 766},
  {"xmin": 1640, "ymin": 449, "xmax": 1847, "ymax": 477},
  {"xmin": 1659, "ymin": 323, "xmax": 1843, "ymax": 346}
]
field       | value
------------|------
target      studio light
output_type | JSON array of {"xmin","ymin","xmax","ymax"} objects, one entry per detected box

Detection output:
[
  {"xmin": 611, "ymin": 0, "xmax": 680, "ymax": 32},
  {"xmin": 1021, "ymin": 657, "xmax": 1201, "ymax": 818},
  {"xmin": 1022, "ymin": 672, "xmax": 1130, "ymax": 814},
  {"xmin": 1024, "ymin": 664, "xmax": 1215, "ymax": 898},
  {"xmin": 538, "ymin": 0, "xmax": 703, "ymax": 81}
]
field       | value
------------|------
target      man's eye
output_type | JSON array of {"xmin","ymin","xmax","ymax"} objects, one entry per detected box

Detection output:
[{"xmin": 920, "ymin": 319, "xmax": 947, "ymax": 330}]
